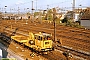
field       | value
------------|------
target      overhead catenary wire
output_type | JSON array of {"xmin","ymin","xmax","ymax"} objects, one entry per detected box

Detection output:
[
  {"xmin": 7, "ymin": 0, "xmax": 72, "ymax": 11},
  {"xmin": 38, "ymin": 0, "xmax": 72, "ymax": 9},
  {"xmin": 0, "ymin": 0, "xmax": 89, "ymax": 13}
]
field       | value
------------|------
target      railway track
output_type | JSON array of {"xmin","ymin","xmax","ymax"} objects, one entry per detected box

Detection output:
[
  {"xmin": 43, "ymin": 51, "xmax": 66, "ymax": 60},
  {"xmin": 55, "ymin": 44, "xmax": 90, "ymax": 59},
  {"xmin": 0, "ymin": 33, "xmax": 89, "ymax": 60},
  {"xmin": 0, "ymin": 33, "xmax": 66, "ymax": 60},
  {"xmin": 0, "ymin": 20, "xmax": 90, "ymax": 60},
  {"xmin": 1, "ymin": 33, "xmax": 89, "ymax": 60}
]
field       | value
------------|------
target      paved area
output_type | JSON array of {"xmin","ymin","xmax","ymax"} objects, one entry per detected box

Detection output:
[
  {"xmin": 0, "ymin": 43, "xmax": 8, "ymax": 58},
  {"xmin": 0, "ymin": 42, "xmax": 24, "ymax": 60},
  {"xmin": 7, "ymin": 41, "xmax": 48, "ymax": 60}
]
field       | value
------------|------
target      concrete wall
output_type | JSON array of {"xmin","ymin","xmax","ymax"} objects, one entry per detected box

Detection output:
[
  {"xmin": 0, "ymin": 49, "xmax": 2, "ymax": 58},
  {"xmin": 81, "ymin": 20, "xmax": 90, "ymax": 29}
]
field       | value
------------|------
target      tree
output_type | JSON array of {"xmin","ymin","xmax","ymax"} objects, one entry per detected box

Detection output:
[
  {"xmin": 27, "ymin": 12, "xmax": 31, "ymax": 16},
  {"xmin": 61, "ymin": 17, "xmax": 68, "ymax": 23},
  {"xmin": 34, "ymin": 12, "xmax": 39, "ymax": 16},
  {"xmin": 44, "ymin": 9, "xmax": 53, "ymax": 20},
  {"xmin": 66, "ymin": 11, "xmax": 73, "ymax": 20},
  {"xmin": 0, "ymin": 12, "xmax": 2, "ymax": 20}
]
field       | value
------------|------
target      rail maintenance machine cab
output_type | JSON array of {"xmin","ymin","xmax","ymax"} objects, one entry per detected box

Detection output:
[{"xmin": 11, "ymin": 32, "xmax": 53, "ymax": 54}]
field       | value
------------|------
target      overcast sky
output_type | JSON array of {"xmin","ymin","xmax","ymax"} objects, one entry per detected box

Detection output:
[{"xmin": 0, "ymin": 0, "xmax": 90, "ymax": 12}]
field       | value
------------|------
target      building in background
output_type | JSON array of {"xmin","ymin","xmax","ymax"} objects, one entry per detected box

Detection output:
[
  {"xmin": 74, "ymin": 8, "xmax": 83, "ymax": 21},
  {"xmin": 80, "ymin": 7, "xmax": 90, "ymax": 29}
]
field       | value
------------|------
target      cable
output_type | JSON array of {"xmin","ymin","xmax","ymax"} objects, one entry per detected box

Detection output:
[
  {"xmin": 1, "ymin": 0, "xmax": 89, "ymax": 13},
  {"xmin": 38, "ymin": 0, "xmax": 71, "ymax": 8},
  {"xmin": 76, "ymin": 0, "xmax": 84, "ymax": 5}
]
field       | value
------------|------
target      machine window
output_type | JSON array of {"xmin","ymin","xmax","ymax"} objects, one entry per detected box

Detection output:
[
  {"xmin": 37, "ymin": 36, "xmax": 42, "ymax": 40},
  {"xmin": 38, "ymin": 36, "xmax": 40, "ymax": 40},
  {"xmin": 47, "ymin": 36, "xmax": 51, "ymax": 40},
  {"xmin": 34, "ymin": 35, "xmax": 37, "ymax": 39},
  {"xmin": 35, "ymin": 36, "xmax": 36, "ymax": 39},
  {"xmin": 45, "ymin": 42, "xmax": 49, "ymax": 44},
  {"xmin": 43, "ymin": 36, "xmax": 51, "ymax": 40},
  {"xmin": 41, "ymin": 37, "xmax": 42, "ymax": 40},
  {"xmin": 44, "ymin": 37, "xmax": 46, "ymax": 40}
]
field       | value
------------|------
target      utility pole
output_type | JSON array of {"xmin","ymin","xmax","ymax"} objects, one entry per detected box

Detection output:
[
  {"xmin": 72, "ymin": 0, "xmax": 75, "ymax": 21},
  {"xmin": 17, "ymin": 7, "xmax": 20, "ymax": 21},
  {"xmin": 36, "ymin": 0, "xmax": 37, "ymax": 11},
  {"xmin": 31, "ymin": 1, "xmax": 34, "ymax": 22},
  {"xmin": 10, "ymin": 8, "xmax": 11, "ymax": 20},
  {"xmin": 47, "ymin": 5, "xmax": 49, "ymax": 20},
  {"xmin": 53, "ymin": 8, "xmax": 56, "ymax": 42},
  {"xmin": 39, "ymin": 9, "xmax": 42, "ymax": 24},
  {"xmin": 18, "ymin": 7, "xmax": 19, "ymax": 17},
  {"xmin": 72, "ymin": 0, "xmax": 75, "ymax": 11},
  {"xmin": 4, "ymin": 6, "xmax": 7, "ymax": 20}
]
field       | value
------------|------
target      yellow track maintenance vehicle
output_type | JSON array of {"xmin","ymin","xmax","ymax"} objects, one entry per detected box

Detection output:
[{"xmin": 11, "ymin": 32, "xmax": 53, "ymax": 53}]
